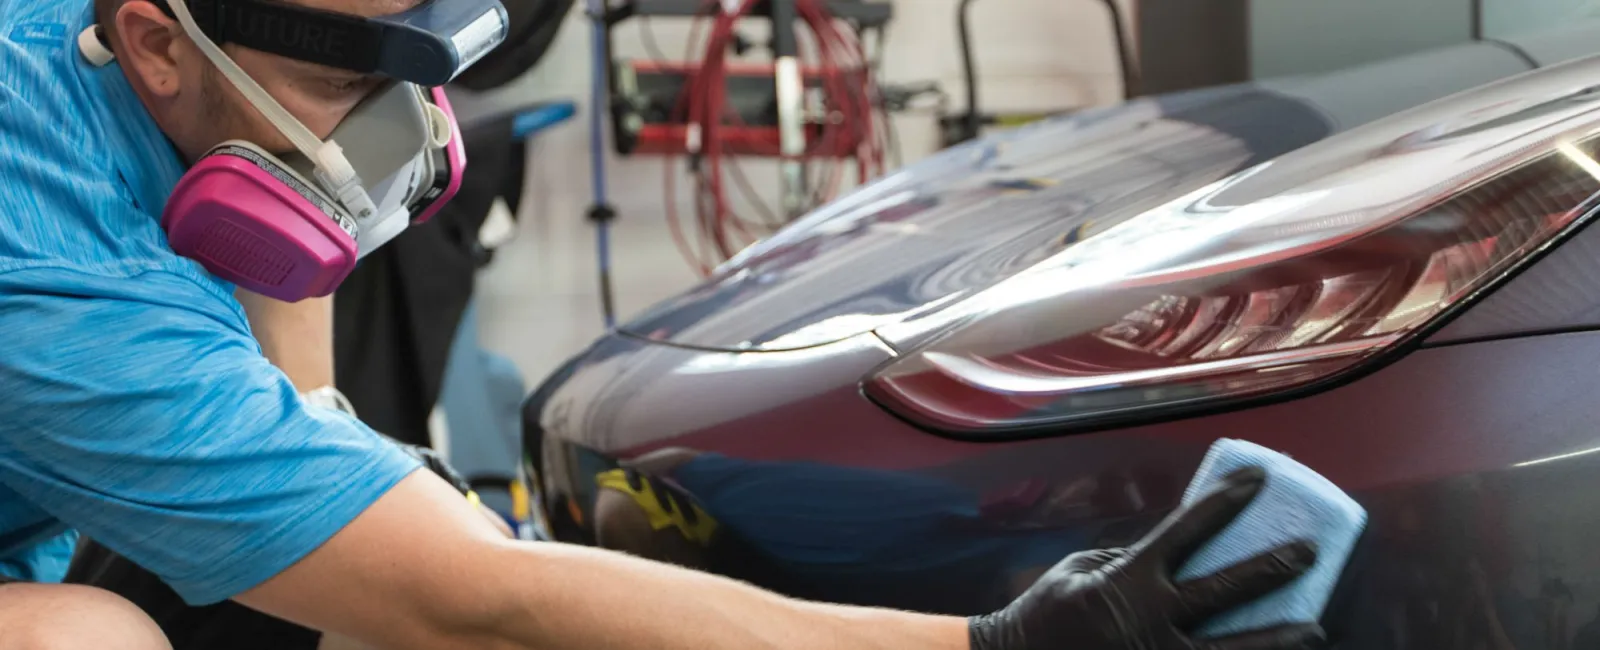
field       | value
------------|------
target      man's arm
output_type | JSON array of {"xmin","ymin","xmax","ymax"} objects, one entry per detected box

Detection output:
[
  {"xmin": 0, "ymin": 270, "xmax": 424, "ymax": 607},
  {"xmin": 236, "ymin": 470, "xmax": 969, "ymax": 650},
  {"xmin": 235, "ymin": 290, "xmax": 335, "ymax": 391},
  {"xmin": 236, "ymin": 289, "xmax": 515, "ymax": 540},
  {"xmin": 237, "ymin": 467, "xmax": 1319, "ymax": 650},
  {"xmin": 0, "ymin": 272, "xmax": 1313, "ymax": 650},
  {"xmin": 226, "ymin": 291, "xmax": 911, "ymax": 650},
  {"xmin": 223, "ymin": 294, "xmax": 966, "ymax": 649}
]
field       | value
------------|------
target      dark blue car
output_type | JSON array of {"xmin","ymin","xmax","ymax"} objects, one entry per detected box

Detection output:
[{"xmin": 526, "ymin": 25, "xmax": 1600, "ymax": 649}]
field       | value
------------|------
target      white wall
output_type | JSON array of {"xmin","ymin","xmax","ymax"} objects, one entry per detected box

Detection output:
[
  {"xmin": 1250, "ymin": 0, "xmax": 1472, "ymax": 79},
  {"xmin": 1248, "ymin": 0, "xmax": 1600, "ymax": 79},
  {"xmin": 1483, "ymin": 0, "xmax": 1600, "ymax": 38},
  {"xmin": 470, "ymin": 0, "xmax": 1133, "ymax": 385}
]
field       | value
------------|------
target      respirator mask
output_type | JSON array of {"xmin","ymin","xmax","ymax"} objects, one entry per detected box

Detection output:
[{"xmin": 80, "ymin": 0, "xmax": 508, "ymax": 301}]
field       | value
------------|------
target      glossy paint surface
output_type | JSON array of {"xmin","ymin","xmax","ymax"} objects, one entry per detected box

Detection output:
[
  {"xmin": 616, "ymin": 90, "xmax": 1333, "ymax": 352},
  {"xmin": 535, "ymin": 330, "xmax": 1600, "ymax": 645},
  {"xmin": 610, "ymin": 34, "xmax": 1585, "ymax": 354},
  {"xmin": 524, "ymin": 33, "xmax": 1600, "ymax": 650}
]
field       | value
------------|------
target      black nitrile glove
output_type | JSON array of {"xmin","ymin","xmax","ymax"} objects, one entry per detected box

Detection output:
[{"xmin": 969, "ymin": 466, "xmax": 1325, "ymax": 650}]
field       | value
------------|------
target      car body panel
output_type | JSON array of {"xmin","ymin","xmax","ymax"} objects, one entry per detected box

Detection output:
[
  {"xmin": 611, "ymin": 36, "xmax": 1567, "ymax": 354},
  {"xmin": 537, "ymin": 331, "xmax": 901, "ymax": 459},
  {"xmin": 533, "ymin": 329, "xmax": 1600, "ymax": 635},
  {"xmin": 525, "ymin": 26, "xmax": 1600, "ymax": 650},
  {"xmin": 616, "ymin": 91, "xmax": 1330, "ymax": 352}
]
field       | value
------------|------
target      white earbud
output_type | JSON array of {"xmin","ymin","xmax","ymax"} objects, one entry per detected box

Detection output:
[{"xmin": 78, "ymin": 26, "xmax": 115, "ymax": 67}]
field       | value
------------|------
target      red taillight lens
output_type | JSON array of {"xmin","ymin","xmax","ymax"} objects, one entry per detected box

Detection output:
[{"xmin": 866, "ymin": 67, "xmax": 1600, "ymax": 436}]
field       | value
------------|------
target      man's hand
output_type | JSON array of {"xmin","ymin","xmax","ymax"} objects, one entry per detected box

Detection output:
[{"xmin": 969, "ymin": 466, "xmax": 1324, "ymax": 650}]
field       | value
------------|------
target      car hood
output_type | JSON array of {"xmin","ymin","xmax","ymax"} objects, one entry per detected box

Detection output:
[
  {"xmin": 616, "ymin": 87, "xmax": 1332, "ymax": 352},
  {"xmin": 614, "ymin": 37, "xmax": 1541, "ymax": 352}
]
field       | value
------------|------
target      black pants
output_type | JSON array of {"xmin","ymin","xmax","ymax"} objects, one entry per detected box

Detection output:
[{"xmin": 65, "ymin": 538, "xmax": 322, "ymax": 649}]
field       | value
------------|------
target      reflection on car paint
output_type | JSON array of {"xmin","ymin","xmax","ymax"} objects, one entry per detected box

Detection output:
[
  {"xmin": 618, "ymin": 90, "xmax": 1332, "ymax": 352},
  {"xmin": 526, "ymin": 35, "xmax": 1600, "ymax": 650}
]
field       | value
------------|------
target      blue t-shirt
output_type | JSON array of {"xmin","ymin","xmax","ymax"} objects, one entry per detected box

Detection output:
[{"xmin": 0, "ymin": 0, "xmax": 420, "ymax": 604}]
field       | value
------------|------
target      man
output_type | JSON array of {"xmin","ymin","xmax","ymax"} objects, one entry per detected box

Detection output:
[
  {"xmin": 69, "ymin": 282, "xmax": 513, "ymax": 650},
  {"xmin": 0, "ymin": 1, "xmax": 1328, "ymax": 649}
]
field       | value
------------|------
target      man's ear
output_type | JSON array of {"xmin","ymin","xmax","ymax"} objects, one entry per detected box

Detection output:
[{"xmin": 112, "ymin": 0, "xmax": 183, "ymax": 98}]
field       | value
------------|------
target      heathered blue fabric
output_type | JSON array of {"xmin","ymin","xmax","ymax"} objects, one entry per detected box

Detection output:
[{"xmin": 0, "ymin": 0, "xmax": 420, "ymax": 604}]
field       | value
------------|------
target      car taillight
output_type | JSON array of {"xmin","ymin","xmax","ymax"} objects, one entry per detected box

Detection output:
[{"xmin": 866, "ymin": 61, "xmax": 1600, "ymax": 436}]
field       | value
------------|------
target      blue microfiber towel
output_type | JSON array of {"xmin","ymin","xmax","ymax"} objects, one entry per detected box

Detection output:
[{"xmin": 1174, "ymin": 439, "xmax": 1367, "ymax": 638}]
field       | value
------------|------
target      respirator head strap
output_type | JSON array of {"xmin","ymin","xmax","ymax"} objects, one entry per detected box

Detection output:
[
  {"xmin": 200, "ymin": 0, "xmax": 383, "ymax": 75},
  {"xmin": 155, "ymin": 0, "xmax": 509, "ymax": 86}
]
